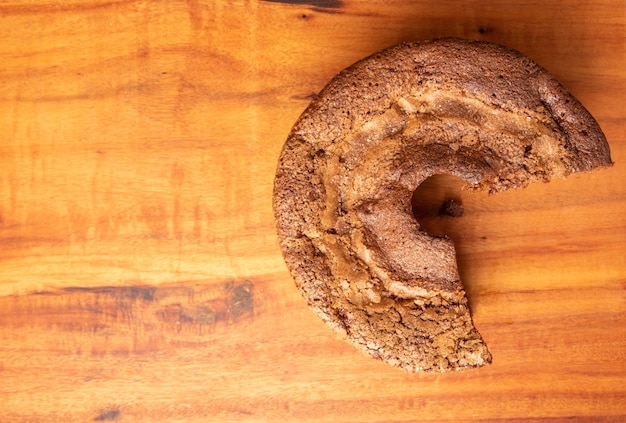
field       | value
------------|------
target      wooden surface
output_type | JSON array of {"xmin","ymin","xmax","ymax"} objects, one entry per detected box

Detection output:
[{"xmin": 1, "ymin": 1, "xmax": 625, "ymax": 421}]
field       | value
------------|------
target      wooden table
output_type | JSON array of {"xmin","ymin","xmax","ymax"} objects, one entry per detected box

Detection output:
[{"xmin": 1, "ymin": 1, "xmax": 625, "ymax": 421}]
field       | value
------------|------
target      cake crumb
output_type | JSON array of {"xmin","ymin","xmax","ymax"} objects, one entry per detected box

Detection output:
[{"xmin": 440, "ymin": 199, "xmax": 464, "ymax": 217}]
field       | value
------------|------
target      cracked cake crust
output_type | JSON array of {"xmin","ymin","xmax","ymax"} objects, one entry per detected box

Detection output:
[{"xmin": 273, "ymin": 38, "xmax": 612, "ymax": 372}]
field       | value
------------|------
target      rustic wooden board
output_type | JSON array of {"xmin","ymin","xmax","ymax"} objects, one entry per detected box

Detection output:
[{"xmin": 1, "ymin": 1, "xmax": 625, "ymax": 421}]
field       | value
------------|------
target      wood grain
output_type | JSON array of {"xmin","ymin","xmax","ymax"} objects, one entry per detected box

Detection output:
[{"xmin": 1, "ymin": 0, "xmax": 625, "ymax": 421}]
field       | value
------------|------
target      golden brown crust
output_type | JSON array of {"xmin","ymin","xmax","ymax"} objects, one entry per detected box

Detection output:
[{"xmin": 273, "ymin": 38, "xmax": 612, "ymax": 372}]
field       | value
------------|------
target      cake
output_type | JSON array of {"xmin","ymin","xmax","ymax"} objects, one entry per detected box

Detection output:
[{"xmin": 273, "ymin": 38, "xmax": 612, "ymax": 372}]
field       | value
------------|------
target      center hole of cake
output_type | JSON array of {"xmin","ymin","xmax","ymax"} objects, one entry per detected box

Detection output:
[{"xmin": 411, "ymin": 174, "xmax": 466, "ymax": 237}]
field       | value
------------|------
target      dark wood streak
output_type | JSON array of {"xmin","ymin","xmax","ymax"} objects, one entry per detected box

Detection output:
[
  {"xmin": 0, "ymin": 280, "xmax": 255, "ymax": 354},
  {"xmin": 261, "ymin": 0, "xmax": 343, "ymax": 10},
  {"xmin": 94, "ymin": 408, "xmax": 120, "ymax": 421}
]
